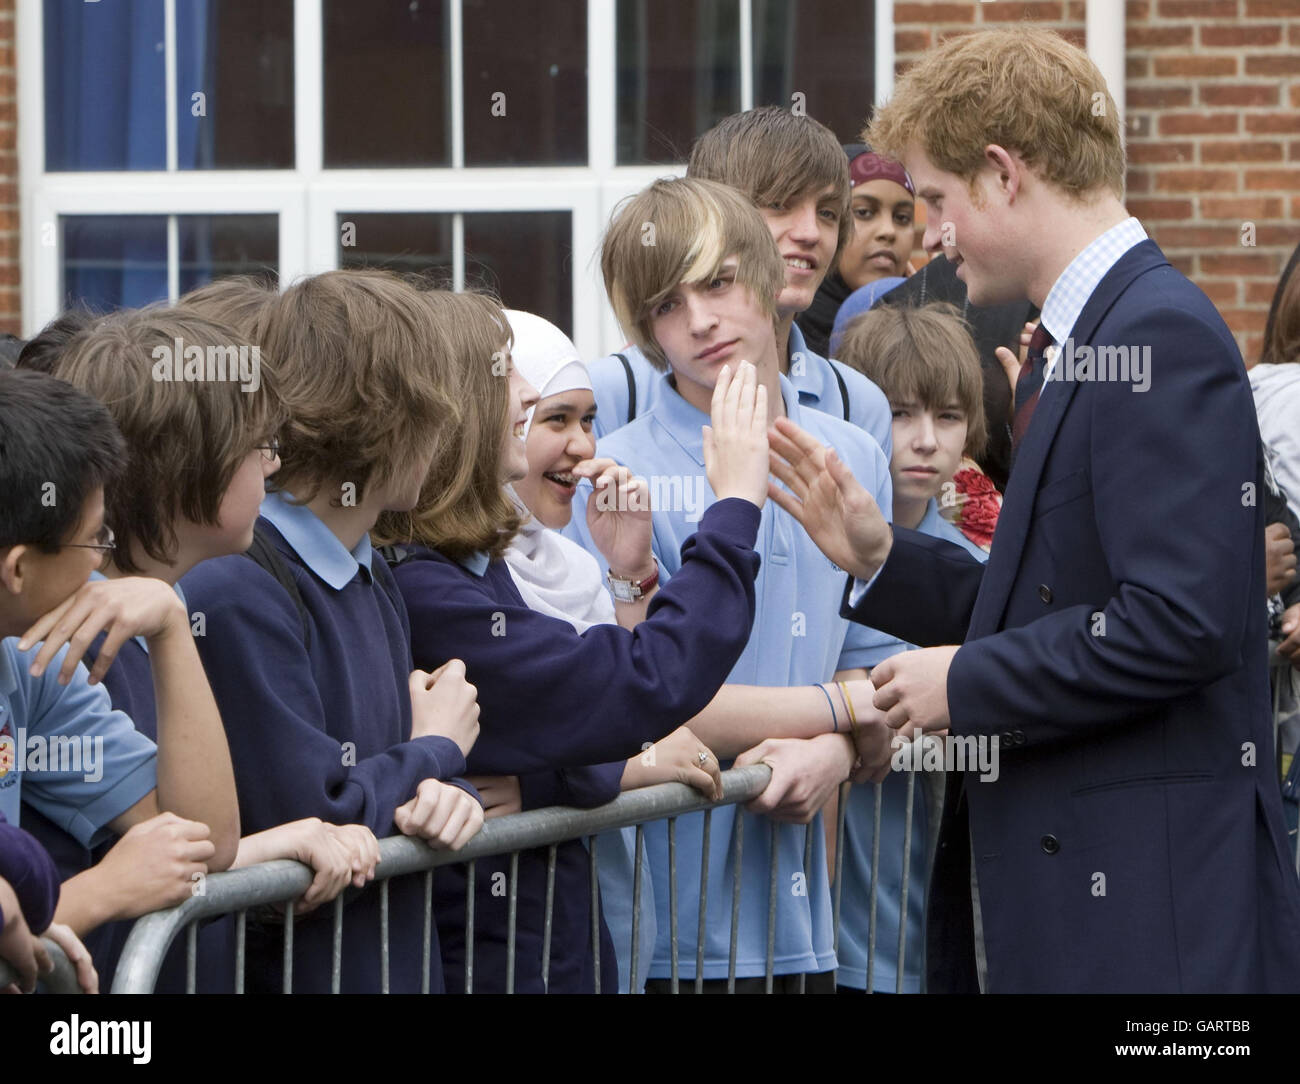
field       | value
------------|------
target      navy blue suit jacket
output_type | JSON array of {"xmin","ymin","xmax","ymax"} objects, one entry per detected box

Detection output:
[{"xmin": 846, "ymin": 240, "xmax": 1300, "ymax": 992}]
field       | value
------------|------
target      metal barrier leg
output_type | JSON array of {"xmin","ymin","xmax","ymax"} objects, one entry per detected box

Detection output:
[
  {"xmin": 234, "ymin": 910, "xmax": 246, "ymax": 994},
  {"xmin": 185, "ymin": 922, "xmax": 197, "ymax": 994},
  {"xmin": 866, "ymin": 782, "xmax": 882, "ymax": 995},
  {"xmin": 464, "ymin": 859, "xmax": 476, "ymax": 994},
  {"xmin": 380, "ymin": 878, "xmax": 390, "ymax": 994},
  {"xmin": 668, "ymin": 818, "xmax": 679, "ymax": 993},
  {"xmin": 542, "ymin": 844, "xmax": 557, "ymax": 992},
  {"xmin": 765, "ymin": 821, "xmax": 778, "ymax": 993},
  {"xmin": 589, "ymin": 835, "xmax": 601, "ymax": 994},
  {"xmin": 282, "ymin": 901, "xmax": 295, "ymax": 995},
  {"xmin": 630, "ymin": 824, "xmax": 644, "ymax": 995},
  {"xmin": 898, "ymin": 769, "xmax": 917, "ymax": 994},
  {"xmin": 421, "ymin": 870, "xmax": 433, "ymax": 995},
  {"xmin": 506, "ymin": 852, "xmax": 519, "ymax": 995},
  {"xmin": 695, "ymin": 810, "xmax": 711, "ymax": 994},
  {"xmin": 800, "ymin": 820, "xmax": 814, "ymax": 994},
  {"xmin": 727, "ymin": 813, "xmax": 744, "ymax": 994},
  {"xmin": 332, "ymin": 896, "xmax": 343, "ymax": 994}
]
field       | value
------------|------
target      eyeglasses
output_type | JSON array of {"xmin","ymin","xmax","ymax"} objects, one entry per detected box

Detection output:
[
  {"xmin": 256, "ymin": 437, "xmax": 281, "ymax": 463},
  {"xmin": 63, "ymin": 524, "xmax": 116, "ymax": 558}
]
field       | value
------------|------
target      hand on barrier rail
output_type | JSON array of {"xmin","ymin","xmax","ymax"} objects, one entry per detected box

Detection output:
[
  {"xmin": 263, "ymin": 819, "xmax": 381, "ymax": 914},
  {"xmin": 1265, "ymin": 522, "xmax": 1296, "ymax": 597},
  {"xmin": 394, "ymin": 778, "xmax": 485, "ymax": 850},
  {"xmin": 17, "ymin": 575, "xmax": 188, "ymax": 686},
  {"xmin": 463, "ymin": 775, "xmax": 523, "ymax": 819},
  {"xmin": 0, "ymin": 875, "xmax": 50, "ymax": 993},
  {"xmin": 40, "ymin": 923, "xmax": 98, "ymax": 994},
  {"xmin": 1278, "ymin": 602, "xmax": 1300, "ymax": 671},
  {"xmin": 734, "ymin": 733, "xmax": 856, "ymax": 823},
  {"xmin": 620, "ymin": 725, "xmax": 722, "ymax": 801},
  {"xmin": 410, "ymin": 660, "xmax": 480, "ymax": 756},
  {"xmin": 63, "ymin": 812, "xmax": 214, "ymax": 929}
]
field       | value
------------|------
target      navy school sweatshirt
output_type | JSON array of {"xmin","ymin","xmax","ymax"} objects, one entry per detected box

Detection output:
[
  {"xmin": 391, "ymin": 497, "xmax": 762, "ymax": 993},
  {"xmin": 180, "ymin": 517, "xmax": 469, "ymax": 993}
]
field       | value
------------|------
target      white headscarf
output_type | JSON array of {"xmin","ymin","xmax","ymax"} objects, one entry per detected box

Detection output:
[{"xmin": 502, "ymin": 310, "xmax": 615, "ymax": 633}]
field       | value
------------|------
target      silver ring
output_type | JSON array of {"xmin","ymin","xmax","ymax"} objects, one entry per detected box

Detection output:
[{"xmin": 698, "ymin": 751, "xmax": 710, "ymax": 765}]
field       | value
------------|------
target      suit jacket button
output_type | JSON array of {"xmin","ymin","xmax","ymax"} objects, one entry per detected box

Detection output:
[
  {"xmin": 1037, "ymin": 584, "xmax": 1053, "ymax": 603},
  {"xmin": 1013, "ymin": 729, "xmax": 1026, "ymax": 745},
  {"xmin": 1040, "ymin": 834, "xmax": 1060, "ymax": 855}
]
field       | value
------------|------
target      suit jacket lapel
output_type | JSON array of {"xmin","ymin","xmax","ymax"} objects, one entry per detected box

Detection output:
[{"xmin": 968, "ymin": 241, "xmax": 1170, "ymax": 639}]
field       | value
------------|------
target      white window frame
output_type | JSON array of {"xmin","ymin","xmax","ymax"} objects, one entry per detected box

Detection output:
[{"xmin": 18, "ymin": 0, "xmax": 889, "ymax": 358}]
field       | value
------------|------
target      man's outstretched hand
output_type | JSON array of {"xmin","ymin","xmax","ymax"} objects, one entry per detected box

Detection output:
[{"xmin": 767, "ymin": 416, "xmax": 892, "ymax": 581}]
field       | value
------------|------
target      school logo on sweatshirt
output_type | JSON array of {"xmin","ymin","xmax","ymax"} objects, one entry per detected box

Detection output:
[{"xmin": 0, "ymin": 720, "xmax": 13, "ymax": 779}]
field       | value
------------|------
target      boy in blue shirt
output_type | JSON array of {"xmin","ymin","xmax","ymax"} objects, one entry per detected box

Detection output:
[
  {"xmin": 588, "ymin": 106, "xmax": 893, "ymax": 457},
  {"xmin": 180, "ymin": 272, "xmax": 485, "ymax": 993},
  {"xmin": 831, "ymin": 301, "xmax": 992, "ymax": 992},
  {"xmin": 0, "ymin": 369, "xmax": 240, "ymax": 972},
  {"xmin": 566, "ymin": 176, "xmax": 900, "ymax": 990}
]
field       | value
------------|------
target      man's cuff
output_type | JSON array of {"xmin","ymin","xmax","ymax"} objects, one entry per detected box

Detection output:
[{"xmin": 848, "ymin": 565, "xmax": 886, "ymax": 608}]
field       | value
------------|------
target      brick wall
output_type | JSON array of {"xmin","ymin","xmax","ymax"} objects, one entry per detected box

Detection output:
[
  {"xmin": 891, "ymin": 0, "xmax": 1300, "ymax": 364},
  {"xmin": 0, "ymin": 0, "xmax": 16, "ymax": 337}
]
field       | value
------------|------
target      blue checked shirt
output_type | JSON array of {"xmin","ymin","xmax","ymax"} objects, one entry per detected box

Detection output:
[{"xmin": 1039, "ymin": 216, "xmax": 1148, "ymax": 385}]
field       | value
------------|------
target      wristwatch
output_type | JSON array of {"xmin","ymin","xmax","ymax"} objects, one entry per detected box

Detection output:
[{"xmin": 606, "ymin": 557, "xmax": 659, "ymax": 603}]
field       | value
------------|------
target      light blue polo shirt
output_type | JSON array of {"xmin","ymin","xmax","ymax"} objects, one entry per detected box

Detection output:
[
  {"xmin": 260, "ymin": 490, "xmax": 377, "ymax": 586},
  {"xmin": 837, "ymin": 497, "xmax": 989, "ymax": 992},
  {"xmin": 0, "ymin": 639, "xmax": 157, "ymax": 846},
  {"xmin": 564, "ymin": 372, "xmax": 895, "ymax": 979},
  {"xmin": 587, "ymin": 326, "xmax": 894, "ymax": 460}
]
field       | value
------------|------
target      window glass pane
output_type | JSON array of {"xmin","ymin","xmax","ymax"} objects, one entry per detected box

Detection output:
[
  {"xmin": 461, "ymin": 0, "xmax": 587, "ymax": 166},
  {"xmin": 176, "ymin": 0, "xmax": 295, "ymax": 170},
  {"xmin": 616, "ymin": 0, "xmax": 740, "ymax": 165},
  {"xmin": 178, "ymin": 215, "xmax": 280, "ymax": 294},
  {"xmin": 464, "ymin": 212, "xmax": 573, "ymax": 338},
  {"xmin": 44, "ymin": 0, "xmax": 166, "ymax": 170},
  {"xmin": 337, "ymin": 211, "xmax": 572, "ymax": 338},
  {"xmin": 61, "ymin": 215, "xmax": 167, "ymax": 310},
  {"xmin": 752, "ymin": 0, "xmax": 874, "ymax": 144},
  {"xmin": 323, "ymin": 0, "xmax": 450, "ymax": 167},
  {"xmin": 337, "ymin": 213, "xmax": 455, "ymax": 277}
]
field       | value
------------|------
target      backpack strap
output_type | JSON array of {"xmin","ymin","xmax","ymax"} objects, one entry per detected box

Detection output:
[
  {"xmin": 616, "ymin": 352, "xmax": 636, "ymax": 424},
  {"xmin": 832, "ymin": 361, "xmax": 851, "ymax": 423},
  {"xmin": 244, "ymin": 523, "xmax": 312, "ymax": 652}
]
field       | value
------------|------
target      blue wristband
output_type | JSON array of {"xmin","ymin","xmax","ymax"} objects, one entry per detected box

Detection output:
[{"xmin": 812, "ymin": 683, "xmax": 839, "ymax": 733}]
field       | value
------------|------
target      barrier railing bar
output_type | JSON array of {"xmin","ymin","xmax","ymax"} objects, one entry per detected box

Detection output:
[
  {"xmin": 110, "ymin": 767, "xmax": 772, "ymax": 993},
  {"xmin": 421, "ymin": 871, "xmax": 433, "ymax": 996},
  {"xmin": 589, "ymin": 835, "xmax": 601, "ymax": 994},
  {"xmin": 332, "ymin": 896, "xmax": 343, "ymax": 994},
  {"xmin": 380, "ymin": 877, "xmax": 390, "ymax": 994},
  {"xmin": 765, "ymin": 820, "xmax": 778, "ymax": 993},
  {"xmin": 464, "ymin": 859, "xmax": 476, "ymax": 995}
]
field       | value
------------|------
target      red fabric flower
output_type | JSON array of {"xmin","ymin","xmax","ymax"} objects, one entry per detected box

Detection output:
[{"xmin": 938, "ymin": 459, "xmax": 1002, "ymax": 551}]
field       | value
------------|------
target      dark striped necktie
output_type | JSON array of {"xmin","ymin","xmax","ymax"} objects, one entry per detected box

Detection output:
[{"xmin": 1011, "ymin": 324, "xmax": 1055, "ymax": 460}]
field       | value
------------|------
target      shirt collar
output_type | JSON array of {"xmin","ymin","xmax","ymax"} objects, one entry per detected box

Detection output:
[
  {"xmin": 260, "ymin": 490, "xmax": 375, "ymax": 590},
  {"xmin": 455, "ymin": 551, "xmax": 491, "ymax": 577},
  {"xmin": 653, "ymin": 370, "xmax": 799, "ymax": 467},
  {"xmin": 0, "ymin": 639, "xmax": 17, "ymax": 698},
  {"xmin": 1038, "ymin": 216, "xmax": 1148, "ymax": 347},
  {"xmin": 785, "ymin": 323, "xmax": 832, "ymax": 408}
]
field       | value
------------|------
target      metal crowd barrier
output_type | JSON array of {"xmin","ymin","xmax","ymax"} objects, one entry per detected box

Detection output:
[
  {"xmin": 104, "ymin": 762, "xmax": 930, "ymax": 995},
  {"xmin": 0, "ymin": 938, "xmax": 85, "ymax": 994}
]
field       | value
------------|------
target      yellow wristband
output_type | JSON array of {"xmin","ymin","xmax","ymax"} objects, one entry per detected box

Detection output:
[{"xmin": 837, "ymin": 680, "xmax": 860, "ymax": 736}]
